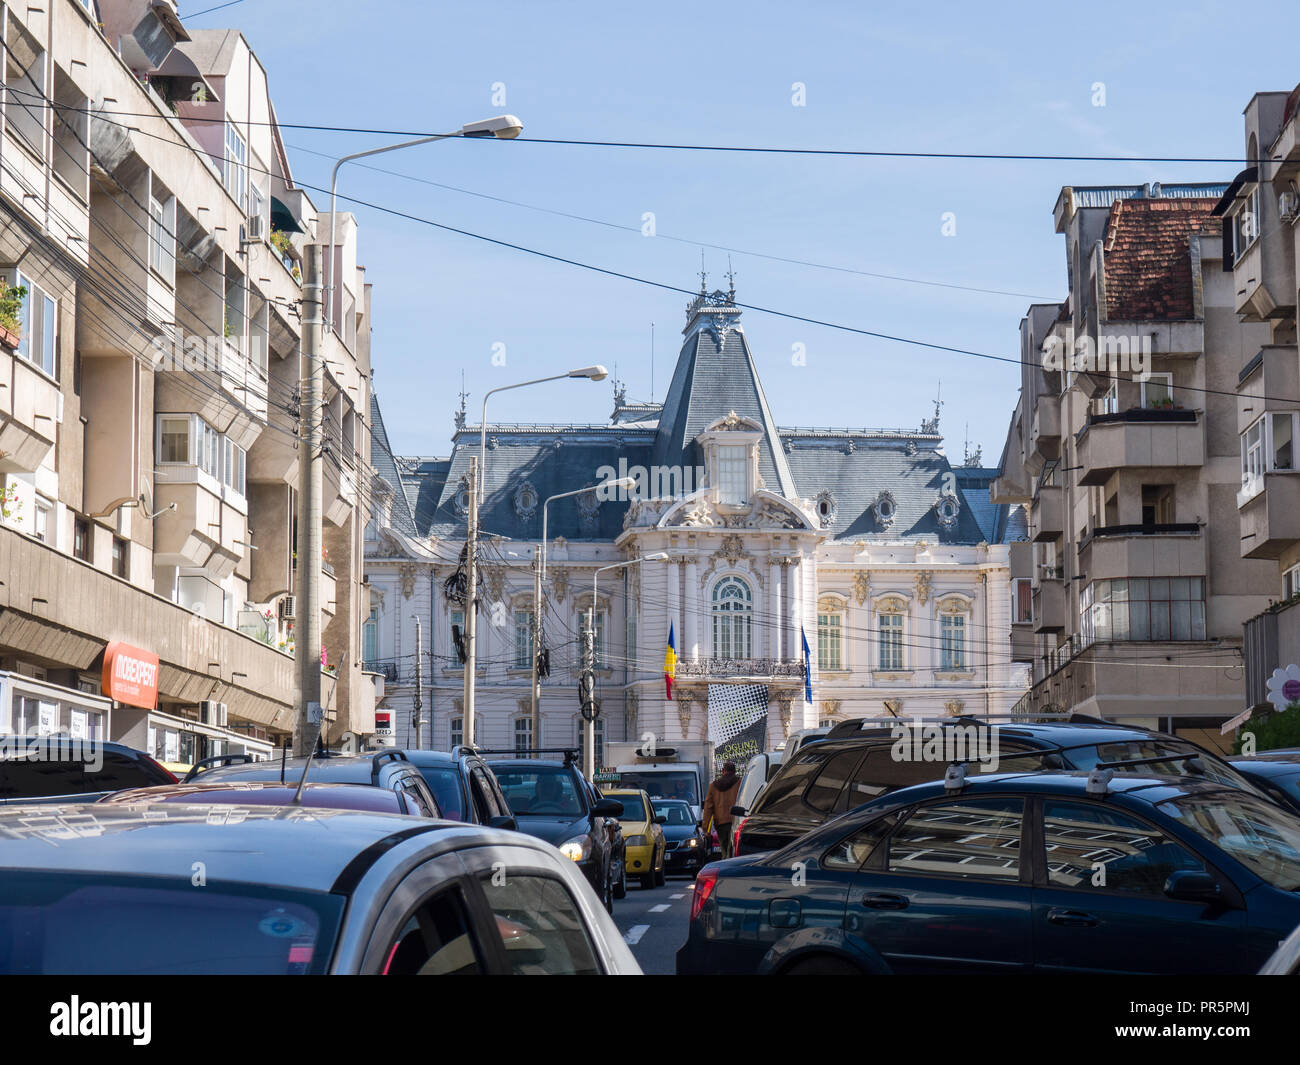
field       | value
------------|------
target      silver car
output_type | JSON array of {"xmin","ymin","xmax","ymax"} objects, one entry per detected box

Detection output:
[{"xmin": 0, "ymin": 802, "xmax": 641, "ymax": 975}]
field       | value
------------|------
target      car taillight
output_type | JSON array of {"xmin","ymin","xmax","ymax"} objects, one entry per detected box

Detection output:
[
  {"xmin": 690, "ymin": 868, "xmax": 718, "ymax": 923},
  {"xmin": 732, "ymin": 817, "xmax": 748, "ymax": 856}
]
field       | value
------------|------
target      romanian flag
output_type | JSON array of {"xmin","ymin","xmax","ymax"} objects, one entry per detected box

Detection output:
[{"xmin": 664, "ymin": 623, "xmax": 677, "ymax": 700}]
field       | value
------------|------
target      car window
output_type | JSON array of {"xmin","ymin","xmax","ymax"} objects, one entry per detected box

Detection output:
[
  {"xmin": 494, "ymin": 767, "xmax": 585, "ymax": 818},
  {"xmin": 469, "ymin": 768, "xmax": 499, "ymax": 822},
  {"xmin": 753, "ymin": 750, "xmax": 831, "ymax": 816},
  {"xmin": 400, "ymin": 781, "xmax": 436, "ymax": 818},
  {"xmin": 1159, "ymin": 790, "xmax": 1300, "ymax": 891},
  {"xmin": 843, "ymin": 749, "xmax": 949, "ymax": 806},
  {"xmin": 609, "ymin": 793, "xmax": 647, "ymax": 821},
  {"xmin": 1041, "ymin": 801, "xmax": 1205, "ymax": 895},
  {"xmin": 1064, "ymin": 741, "xmax": 1255, "ymax": 792},
  {"xmin": 479, "ymin": 874, "xmax": 600, "ymax": 975},
  {"xmin": 0, "ymin": 758, "xmax": 87, "ymax": 799},
  {"xmin": 888, "ymin": 798, "xmax": 1024, "ymax": 881},
  {"xmin": 382, "ymin": 888, "xmax": 482, "ymax": 975},
  {"xmin": 90, "ymin": 751, "xmax": 159, "ymax": 792},
  {"xmin": 803, "ymin": 750, "xmax": 865, "ymax": 813},
  {"xmin": 823, "ymin": 814, "xmax": 896, "ymax": 870},
  {"xmin": 653, "ymin": 802, "xmax": 694, "ymax": 826},
  {"xmin": 418, "ymin": 766, "xmax": 467, "ymax": 821}
]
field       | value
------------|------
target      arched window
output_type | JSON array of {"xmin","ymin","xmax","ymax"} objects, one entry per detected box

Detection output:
[{"xmin": 712, "ymin": 576, "xmax": 752, "ymax": 660}]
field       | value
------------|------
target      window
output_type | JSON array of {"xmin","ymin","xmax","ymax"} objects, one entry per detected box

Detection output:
[
  {"xmin": 16, "ymin": 273, "xmax": 56, "ymax": 377},
  {"xmin": 514, "ymin": 716, "xmax": 532, "ymax": 756},
  {"xmin": 578, "ymin": 716, "xmax": 604, "ymax": 770},
  {"xmin": 158, "ymin": 416, "xmax": 191, "ymax": 464},
  {"xmin": 1041, "ymin": 801, "xmax": 1204, "ymax": 895},
  {"xmin": 878, "ymin": 608, "xmax": 904, "ymax": 670},
  {"xmin": 626, "ymin": 612, "xmax": 637, "ymax": 669},
  {"xmin": 1231, "ymin": 187, "xmax": 1260, "ymax": 263},
  {"xmin": 111, "ymin": 536, "xmax": 128, "ymax": 579},
  {"xmin": 450, "ymin": 716, "xmax": 463, "ymax": 749},
  {"xmin": 716, "ymin": 445, "xmax": 749, "ymax": 505},
  {"xmin": 32, "ymin": 497, "xmax": 50, "ymax": 543},
  {"xmin": 824, "ymin": 815, "xmax": 895, "ymax": 870},
  {"xmin": 1011, "ymin": 578, "xmax": 1033, "ymax": 625},
  {"xmin": 249, "ymin": 181, "xmax": 265, "ymax": 232},
  {"xmin": 73, "ymin": 517, "xmax": 90, "ymax": 562},
  {"xmin": 479, "ymin": 874, "xmax": 599, "ymax": 975},
  {"xmin": 1273, "ymin": 412, "xmax": 1296, "ymax": 472},
  {"xmin": 845, "ymin": 749, "xmax": 967, "ymax": 806},
  {"xmin": 362, "ymin": 607, "xmax": 378, "ymax": 666},
  {"xmin": 224, "ymin": 122, "xmax": 247, "ymax": 208},
  {"xmin": 1101, "ymin": 380, "xmax": 1119, "ymax": 415},
  {"xmin": 888, "ymin": 798, "xmax": 1024, "ymax": 881},
  {"xmin": 1141, "ymin": 373, "xmax": 1173, "ymax": 409},
  {"xmin": 4, "ymin": 24, "xmax": 46, "ymax": 157},
  {"xmin": 1081, "ymin": 578, "xmax": 1206, "ymax": 644},
  {"xmin": 711, "ymin": 576, "xmax": 752, "ymax": 660},
  {"xmin": 1284, "ymin": 565, "xmax": 1300, "ymax": 601},
  {"xmin": 939, "ymin": 613, "xmax": 966, "ymax": 671},
  {"xmin": 148, "ymin": 191, "xmax": 176, "ymax": 284},
  {"xmin": 381, "ymin": 890, "xmax": 482, "ymax": 975},
  {"xmin": 592, "ymin": 611, "xmax": 606, "ymax": 668},
  {"xmin": 222, "ymin": 437, "xmax": 246, "ymax": 496},
  {"xmin": 803, "ymin": 749, "xmax": 865, "ymax": 813},
  {"xmin": 201, "ymin": 423, "xmax": 220, "ymax": 480},
  {"xmin": 817, "ymin": 609, "xmax": 843, "ymax": 670},
  {"xmin": 1140, "ymin": 484, "xmax": 1175, "ymax": 526}
]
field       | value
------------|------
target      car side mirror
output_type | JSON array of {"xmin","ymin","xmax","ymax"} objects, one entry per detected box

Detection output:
[
  {"xmin": 592, "ymin": 798, "xmax": 624, "ymax": 819},
  {"xmin": 730, "ymin": 805, "xmax": 746, "ymax": 817},
  {"xmin": 654, "ymin": 815, "xmax": 667, "ymax": 825},
  {"xmin": 487, "ymin": 815, "xmax": 517, "ymax": 831},
  {"xmin": 1164, "ymin": 870, "xmax": 1222, "ymax": 904}
]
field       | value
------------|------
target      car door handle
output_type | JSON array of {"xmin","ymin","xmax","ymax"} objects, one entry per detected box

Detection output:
[
  {"xmin": 1046, "ymin": 907, "xmax": 1098, "ymax": 928},
  {"xmin": 861, "ymin": 892, "xmax": 909, "ymax": 911}
]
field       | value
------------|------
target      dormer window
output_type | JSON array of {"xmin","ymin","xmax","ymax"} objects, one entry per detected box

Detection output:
[{"xmin": 717, "ymin": 445, "xmax": 749, "ymax": 505}]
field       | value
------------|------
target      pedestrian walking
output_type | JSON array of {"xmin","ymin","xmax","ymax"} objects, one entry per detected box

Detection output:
[{"xmin": 701, "ymin": 761, "xmax": 742, "ymax": 859}]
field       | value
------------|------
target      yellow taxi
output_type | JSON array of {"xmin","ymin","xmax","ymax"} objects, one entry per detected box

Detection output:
[{"xmin": 601, "ymin": 787, "xmax": 665, "ymax": 889}]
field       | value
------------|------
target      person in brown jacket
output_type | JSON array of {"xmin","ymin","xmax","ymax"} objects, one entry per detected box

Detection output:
[{"xmin": 701, "ymin": 761, "xmax": 742, "ymax": 859}]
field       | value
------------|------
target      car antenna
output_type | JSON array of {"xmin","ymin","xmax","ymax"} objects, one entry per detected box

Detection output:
[
  {"xmin": 280, "ymin": 745, "xmax": 287, "ymax": 785},
  {"xmin": 292, "ymin": 732, "xmax": 320, "ymax": 805}
]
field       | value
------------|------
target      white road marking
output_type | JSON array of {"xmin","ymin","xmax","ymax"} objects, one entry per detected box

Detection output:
[
  {"xmin": 649, "ymin": 903, "xmax": 671, "ymax": 913},
  {"xmin": 670, "ymin": 893, "xmax": 685, "ymax": 899},
  {"xmin": 624, "ymin": 924, "xmax": 651, "ymax": 945}
]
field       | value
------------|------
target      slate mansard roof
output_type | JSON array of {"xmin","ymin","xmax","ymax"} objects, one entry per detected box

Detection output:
[{"xmin": 371, "ymin": 289, "xmax": 1016, "ymax": 547}]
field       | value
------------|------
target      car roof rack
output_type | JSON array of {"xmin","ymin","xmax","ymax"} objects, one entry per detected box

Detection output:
[
  {"xmin": 369, "ymin": 749, "xmax": 410, "ymax": 783},
  {"xmin": 943, "ymin": 762, "xmax": 968, "ymax": 793},
  {"xmin": 1086, "ymin": 768, "xmax": 1114, "ymax": 795},
  {"xmin": 182, "ymin": 753, "xmax": 255, "ymax": 783},
  {"xmin": 1093, "ymin": 752, "xmax": 1204, "ymax": 773},
  {"xmin": 478, "ymin": 747, "xmax": 579, "ymax": 766}
]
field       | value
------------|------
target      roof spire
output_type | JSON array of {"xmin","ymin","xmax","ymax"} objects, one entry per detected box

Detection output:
[
  {"xmin": 921, "ymin": 381, "xmax": 943, "ymax": 435},
  {"xmin": 455, "ymin": 370, "xmax": 468, "ymax": 430},
  {"xmin": 725, "ymin": 255, "xmax": 736, "ymax": 301},
  {"xmin": 698, "ymin": 250, "xmax": 707, "ymax": 294}
]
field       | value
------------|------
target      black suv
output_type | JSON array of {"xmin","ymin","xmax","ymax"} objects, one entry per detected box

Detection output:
[
  {"xmin": 733, "ymin": 716, "xmax": 1265, "ymax": 856},
  {"xmin": 186, "ymin": 749, "xmax": 442, "ymax": 816},
  {"xmin": 488, "ymin": 750, "xmax": 625, "ymax": 912},
  {"xmin": 0, "ymin": 738, "xmax": 175, "ymax": 804},
  {"xmin": 396, "ymin": 747, "xmax": 517, "ymax": 829}
]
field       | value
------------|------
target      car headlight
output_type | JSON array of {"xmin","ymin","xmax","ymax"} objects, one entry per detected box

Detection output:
[
  {"xmin": 626, "ymin": 835, "xmax": 648, "ymax": 847},
  {"xmin": 559, "ymin": 836, "xmax": 590, "ymax": 861},
  {"xmin": 685, "ymin": 837, "xmax": 699, "ymax": 848}
]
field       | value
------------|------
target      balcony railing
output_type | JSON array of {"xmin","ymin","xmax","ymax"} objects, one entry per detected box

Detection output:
[{"xmin": 676, "ymin": 657, "xmax": 806, "ymax": 679}]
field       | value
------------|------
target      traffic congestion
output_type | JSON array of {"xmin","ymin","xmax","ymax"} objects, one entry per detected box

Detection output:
[{"xmin": 3, "ymin": 716, "xmax": 1300, "ymax": 977}]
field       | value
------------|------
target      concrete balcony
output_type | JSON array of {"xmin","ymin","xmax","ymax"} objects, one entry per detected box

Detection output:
[
  {"xmin": 153, "ymin": 468, "xmax": 246, "ymax": 579},
  {"xmin": 1233, "ymin": 231, "xmax": 1295, "ymax": 322},
  {"xmin": 1032, "ymin": 578, "xmax": 1066, "ymax": 634},
  {"xmin": 1244, "ymin": 598, "xmax": 1300, "ymax": 708},
  {"xmin": 1077, "ymin": 524, "xmax": 1205, "ymax": 582},
  {"xmin": 676, "ymin": 657, "xmax": 806, "ymax": 684},
  {"xmin": 1238, "ymin": 473, "xmax": 1300, "ymax": 560},
  {"xmin": 1010, "ymin": 622, "xmax": 1035, "ymax": 662},
  {"xmin": 1237, "ymin": 345, "xmax": 1300, "ymax": 430},
  {"xmin": 154, "ymin": 343, "xmax": 268, "ymax": 452},
  {"xmin": 1031, "ymin": 485, "xmax": 1064, "ymax": 542},
  {"xmin": 0, "ymin": 348, "xmax": 59, "ymax": 473},
  {"xmin": 1030, "ymin": 396, "xmax": 1062, "ymax": 464},
  {"xmin": 323, "ymin": 459, "xmax": 356, "ymax": 528},
  {"xmin": 1076, "ymin": 410, "xmax": 1204, "ymax": 486},
  {"xmin": 1009, "ymin": 540, "xmax": 1033, "ymax": 580}
]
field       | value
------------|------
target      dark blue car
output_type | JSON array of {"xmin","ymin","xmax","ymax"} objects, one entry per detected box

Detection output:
[{"xmin": 677, "ymin": 769, "xmax": 1300, "ymax": 975}]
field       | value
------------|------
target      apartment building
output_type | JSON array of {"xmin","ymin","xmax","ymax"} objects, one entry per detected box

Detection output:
[
  {"xmin": 1215, "ymin": 86, "xmax": 1300, "ymax": 713},
  {"xmin": 993, "ymin": 183, "xmax": 1277, "ymax": 747},
  {"xmin": 0, "ymin": 0, "xmax": 375, "ymax": 763}
]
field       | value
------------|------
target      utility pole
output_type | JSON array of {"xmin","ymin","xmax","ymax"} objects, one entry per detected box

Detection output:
[
  {"xmin": 530, "ymin": 550, "xmax": 542, "ymax": 754},
  {"xmin": 293, "ymin": 243, "xmax": 324, "ymax": 757},
  {"xmin": 412, "ymin": 614, "xmax": 423, "ymax": 749},
  {"xmin": 463, "ymin": 456, "xmax": 479, "ymax": 747},
  {"xmin": 581, "ymin": 606, "xmax": 596, "ymax": 779}
]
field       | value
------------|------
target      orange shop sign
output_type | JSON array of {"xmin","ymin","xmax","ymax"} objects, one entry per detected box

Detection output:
[{"xmin": 102, "ymin": 642, "xmax": 160, "ymax": 710}]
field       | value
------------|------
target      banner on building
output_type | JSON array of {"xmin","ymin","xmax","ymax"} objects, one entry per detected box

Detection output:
[{"xmin": 707, "ymin": 683, "xmax": 768, "ymax": 768}]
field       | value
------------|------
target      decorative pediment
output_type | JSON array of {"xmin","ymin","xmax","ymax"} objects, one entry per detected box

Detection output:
[
  {"xmin": 711, "ymin": 410, "xmax": 764, "ymax": 433},
  {"xmin": 937, "ymin": 594, "xmax": 973, "ymax": 614},
  {"xmin": 853, "ymin": 572, "xmax": 870, "ymax": 606}
]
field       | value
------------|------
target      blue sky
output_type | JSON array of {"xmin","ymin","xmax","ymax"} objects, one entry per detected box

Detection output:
[{"xmin": 203, "ymin": 0, "xmax": 1299, "ymax": 460}]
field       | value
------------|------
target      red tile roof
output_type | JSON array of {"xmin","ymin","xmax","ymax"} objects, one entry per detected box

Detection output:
[{"xmin": 1102, "ymin": 198, "xmax": 1215, "ymax": 321}]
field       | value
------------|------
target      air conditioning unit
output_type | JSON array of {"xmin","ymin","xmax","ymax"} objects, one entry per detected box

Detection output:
[
  {"xmin": 245, "ymin": 213, "xmax": 266, "ymax": 241},
  {"xmin": 200, "ymin": 700, "xmax": 228, "ymax": 727},
  {"xmin": 1280, "ymin": 191, "xmax": 1300, "ymax": 224},
  {"xmin": 279, "ymin": 595, "xmax": 296, "ymax": 621}
]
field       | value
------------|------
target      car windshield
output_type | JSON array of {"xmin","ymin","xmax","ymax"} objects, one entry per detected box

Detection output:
[
  {"xmin": 1064, "ymin": 740, "xmax": 1260, "ymax": 793},
  {"xmin": 613, "ymin": 771, "xmax": 699, "ymax": 806},
  {"xmin": 653, "ymin": 801, "xmax": 695, "ymax": 827},
  {"xmin": 0, "ymin": 872, "xmax": 342, "ymax": 974},
  {"xmin": 607, "ymin": 794, "xmax": 647, "ymax": 822},
  {"xmin": 494, "ymin": 767, "xmax": 585, "ymax": 818},
  {"xmin": 416, "ymin": 767, "xmax": 466, "ymax": 821},
  {"xmin": 1158, "ymin": 791, "xmax": 1300, "ymax": 891}
]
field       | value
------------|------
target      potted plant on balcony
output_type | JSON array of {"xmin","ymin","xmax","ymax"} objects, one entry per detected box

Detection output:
[{"xmin": 0, "ymin": 282, "xmax": 27, "ymax": 351}]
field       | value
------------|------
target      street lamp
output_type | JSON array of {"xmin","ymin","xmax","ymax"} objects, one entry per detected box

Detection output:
[
  {"xmin": 584, "ymin": 553, "xmax": 669, "ymax": 779},
  {"xmin": 325, "ymin": 114, "xmax": 523, "ymax": 330},
  {"xmin": 463, "ymin": 365, "xmax": 607, "ymax": 748},
  {"xmin": 530, "ymin": 477, "xmax": 636, "ymax": 747}
]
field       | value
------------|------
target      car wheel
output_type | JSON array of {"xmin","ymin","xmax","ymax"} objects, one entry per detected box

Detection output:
[
  {"xmin": 613, "ymin": 863, "xmax": 627, "ymax": 899},
  {"xmin": 781, "ymin": 955, "xmax": 862, "ymax": 976},
  {"xmin": 640, "ymin": 868, "xmax": 655, "ymax": 889}
]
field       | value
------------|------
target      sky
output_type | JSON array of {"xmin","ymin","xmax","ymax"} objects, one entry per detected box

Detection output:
[{"xmin": 192, "ymin": 0, "xmax": 1300, "ymax": 462}]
